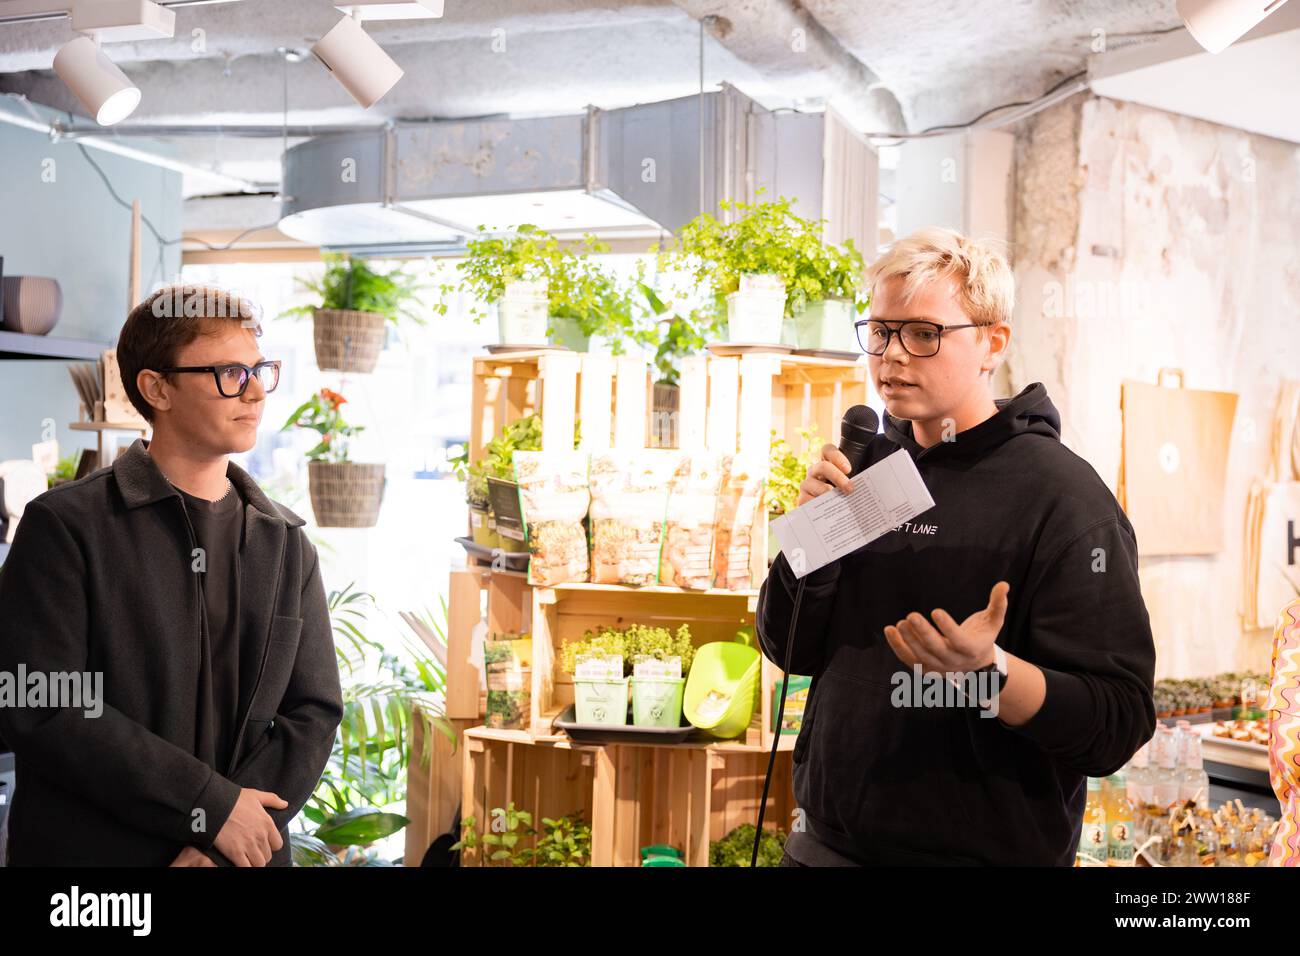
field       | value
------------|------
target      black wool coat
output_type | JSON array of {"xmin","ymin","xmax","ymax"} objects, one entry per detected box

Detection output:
[{"xmin": 0, "ymin": 439, "xmax": 343, "ymax": 865}]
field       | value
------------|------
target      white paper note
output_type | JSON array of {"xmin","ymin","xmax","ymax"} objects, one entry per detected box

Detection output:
[{"xmin": 770, "ymin": 448, "xmax": 935, "ymax": 578}]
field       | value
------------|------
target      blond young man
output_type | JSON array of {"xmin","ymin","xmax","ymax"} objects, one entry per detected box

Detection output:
[
  {"xmin": 757, "ymin": 228, "xmax": 1155, "ymax": 866},
  {"xmin": 0, "ymin": 285, "xmax": 342, "ymax": 866}
]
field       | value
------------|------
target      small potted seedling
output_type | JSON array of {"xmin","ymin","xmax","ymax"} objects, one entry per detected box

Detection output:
[
  {"xmin": 563, "ymin": 627, "xmax": 629, "ymax": 726},
  {"xmin": 626, "ymin": 623, "xmax": 694, "ymax": 728}
]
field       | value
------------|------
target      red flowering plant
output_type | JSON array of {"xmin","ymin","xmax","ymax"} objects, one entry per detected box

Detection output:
[{"xmin": 282, "ymin": 387, "xmax": 364, "ymax": 463}]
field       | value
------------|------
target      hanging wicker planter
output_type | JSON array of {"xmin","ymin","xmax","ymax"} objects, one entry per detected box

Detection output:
[
  {"xmin": 312, "ymin": 309, "xmax": 388, "ymax": 373},
  {"xmin": 307, "ymin": 461, "xmax": 387, "ymax": 527}
]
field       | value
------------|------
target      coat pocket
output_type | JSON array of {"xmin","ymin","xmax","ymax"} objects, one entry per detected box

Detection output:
[{"xmin": 248, "ymin": 615, "xmax": 304, "ymax": 722}]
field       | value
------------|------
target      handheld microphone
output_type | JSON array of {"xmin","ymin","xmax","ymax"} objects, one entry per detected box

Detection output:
[{"xmin": 838, "ymin": 405, "xmax": 880, "ymax": 477}]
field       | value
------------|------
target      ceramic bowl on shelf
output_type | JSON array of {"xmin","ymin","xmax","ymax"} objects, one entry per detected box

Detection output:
[{"xmin": 2, "ymin": 276, "xmax": 63, "ymax": 335}]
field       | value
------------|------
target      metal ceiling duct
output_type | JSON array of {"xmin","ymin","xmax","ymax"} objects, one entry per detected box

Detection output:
[{"xmin": 277, "ymin": 84, "xmax": 878, "ymax": 254}]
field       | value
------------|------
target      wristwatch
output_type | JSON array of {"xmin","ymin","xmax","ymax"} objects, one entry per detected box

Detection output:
[{"xmin": 974, "ymin": 644, "xmax": 1009, "ymax": 706}]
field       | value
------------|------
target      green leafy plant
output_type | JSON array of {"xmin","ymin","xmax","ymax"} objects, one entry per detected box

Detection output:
[
  {"xmin": 655, "ymin": 193, "xmax": 866, "ymax": 320},
  {"xmin": 47, "ymin": 450, "xmax": 81, "ymax": 488},
  {"xmin": 451, "ymin": 804, "xmax": 591, "ymax": 866},
  {"xmin": 709, "ymin": 823, "xmax": 786, "ymax": 867},
  {"xmin": 281, "ymin": 253, "xmax": 425, "ymax": 325},
  {"xmin": 291, "ymin": 584, "xmax": 456, "ymax": 866},
  {"xmin": 561, "ymin": 622, "xmax": 694, "ymax": 677},
  {"xmin": 447, "ymin": 224, "xmax": 651, "ymax": 351},
  {"xmin": 768, "ymin": 425, "xmax": 820, "ymax": 518},
  {"xmin": 281, "ymin": 387, "xmax": 362, "ymax": 463},
  {"xmin": 634, "ymin": 277, "xmax": 724, "ymax": 385}
]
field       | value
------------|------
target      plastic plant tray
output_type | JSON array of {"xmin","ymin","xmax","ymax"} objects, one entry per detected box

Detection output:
[
  {"xmin": 552, "ymin": 704, "xmax": 710, "ymax": 745},
  {"xmin": 454, "ymin": 536, "xmax": 530, "ymax": 572}
]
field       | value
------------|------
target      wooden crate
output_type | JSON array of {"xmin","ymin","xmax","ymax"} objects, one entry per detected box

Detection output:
[
  {"xmin": 459, "ymin": 726, "xmax": 797, "ymax": 867},
  {"xmin": 402, "ymin": 710, "xmax": 478, "ymax": 866},
  {"xmin": 470, "ymin": 349, "xmax": 870, "ymax": 459}
]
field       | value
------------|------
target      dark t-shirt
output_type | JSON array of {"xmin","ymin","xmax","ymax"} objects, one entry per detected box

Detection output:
[{"xmin": 177, "ymin": 481, "xmax": 244, "ymax": 774}]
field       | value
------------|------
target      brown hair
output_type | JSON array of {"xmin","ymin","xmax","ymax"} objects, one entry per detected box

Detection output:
[{"xmin": 117, "ymin": 284, "xmax": 263, "ymax": 422}]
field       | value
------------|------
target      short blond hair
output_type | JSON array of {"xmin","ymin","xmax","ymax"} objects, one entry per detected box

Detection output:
[{"xmin": 864, "ymin": 227, "xmax": 1014, "ymax": 331}]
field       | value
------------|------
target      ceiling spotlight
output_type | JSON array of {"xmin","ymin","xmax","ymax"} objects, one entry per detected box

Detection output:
[
  {"xmin": 1176, "ymin": 0, "xmax": 1293, "ymax": 54},
  {"xmin": 53, "ymin": 35, "xmax": 142, "ymax": 125},
  {"xmin": 311, "ymin": 12, "xmax": 405, "ymax": 109}
]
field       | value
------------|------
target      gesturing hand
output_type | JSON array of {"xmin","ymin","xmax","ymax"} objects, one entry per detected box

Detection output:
[{"xmin": 883, "ymin": 581, "xmax": 1010, "ymax": 675}]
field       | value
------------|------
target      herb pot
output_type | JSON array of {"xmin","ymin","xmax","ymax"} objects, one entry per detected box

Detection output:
[
  {"xmin": 631, "ymin": 676, "xmax": 685, "ymax": 728},
  {"xmin": 573, "ymin": 676, "xmax": 629, "ymax": 725},
  {"xmin": 547, "ymin": 315, "xmax": 591, "ymax": 352},
  {"xmin": 794, "ymin": 297, "xmax": 856, "ymax": 351},
  {"xmin": 495, "ymin": 280, "xmax": 550, "ymax": 345},
  {"xmin": 725, "ymin": 274, "xmax": 787, "ymax": 344},
  {"xmin": 469, "ymin": 498, "xmax": 493, "ymax": 547}
]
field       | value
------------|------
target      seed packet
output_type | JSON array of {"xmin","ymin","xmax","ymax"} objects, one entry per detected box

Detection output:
[
  {"xmin": 484, "ymin": 634, "xmax": 532, "ymax": 730},
  {"xmin": 658, "ymin": 452, "xmax": 726, "ymax": 590},
  {"xmin": 589, "ymin": 450, "xmax": 682, "ymax": 586},
  {"xmin": 711, "ymin": 452, "xmax": 767, "ymax": 590},
  {"xmin": 515, "ymin": 450, "xmax": 590, "ymax": 586}
]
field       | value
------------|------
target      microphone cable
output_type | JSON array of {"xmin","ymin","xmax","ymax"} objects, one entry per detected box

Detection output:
[{"xmin": 751, "ymin": 572, "xmax": 808, "ymax": 867}]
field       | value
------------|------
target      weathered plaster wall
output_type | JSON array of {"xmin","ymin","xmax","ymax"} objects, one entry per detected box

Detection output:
[{"xmin": 1009, "ymin": 93, "xmax": 1300, "ymax": 679}]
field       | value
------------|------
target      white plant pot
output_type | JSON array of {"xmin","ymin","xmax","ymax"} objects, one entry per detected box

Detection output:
[
  {"xmin": 726, "ymin": 281, "xmax": 787, "ymax": 344},
  {"xmin": 496, "ymin": 280, "xmax": 549, "ymax": 345}
]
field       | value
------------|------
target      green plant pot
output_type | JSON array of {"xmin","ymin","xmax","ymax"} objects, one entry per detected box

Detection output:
[
  {"xmin": 794, "ymin": 298, "xmax": 856, "ymax": 351},
  {"xmin": 548, "ymin": 315, "xmax": 591, "ymax": 352},
  {"xmin": 496, "ymin": 281, "xmax": 549, "ymax": 345},
  {"xmin": 631, "ymin": 676, "xmax": 685, "ymax": 728},
  {"xmin": 574, "ymin": 677, "xmax": 629, "ymax": 725},
  {"xmin": 469, "ymin": 500, "xmax": 493, "ymax": 547}
]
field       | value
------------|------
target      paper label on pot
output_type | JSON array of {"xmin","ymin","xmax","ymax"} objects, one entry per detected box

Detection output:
[
  {"xmin": 575, "ymin": 654, "xmax": 622, "ymax": 680},
  {"xmin": 633, "ymin": 657, "xmax": 681, "ymax": 679}
]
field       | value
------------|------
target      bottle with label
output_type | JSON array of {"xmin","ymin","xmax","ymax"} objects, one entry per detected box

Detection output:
[
  {"xmin": 1126, "ymin": 743, "xmax": 1154, "ymax": 808},
  {"xmin": 1078, "ymin": 777, "xmax": 1108, "ymax": 866},
  {"xmin": 1152, "ymin": 727, "xmax": 1181, "ymax": 810},
  {"xmin": 1104, "ymin": 771, "xmax": 1135, "ymax": 865},
  {"xmin": 1178, "ymin": 735, "xmax": 1210, "ymax": 808}
]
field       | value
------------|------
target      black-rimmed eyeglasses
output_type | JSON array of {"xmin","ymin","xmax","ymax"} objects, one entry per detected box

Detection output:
[
  {"xmin": 157, "ymin": 360, "xmax": 282, "ymax": 397},
  {"xmin": 854, "ymin": 319, "xmax": 988, "ymax": 358}
]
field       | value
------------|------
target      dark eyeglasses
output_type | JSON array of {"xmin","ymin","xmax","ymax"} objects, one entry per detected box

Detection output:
[
  {"xmin": 854, "ymin": 319, "xmax": 988, "ymax": 357},
  {"xmin": 157, "ymin": 360, "xmax": 282, "ymax": 397}
]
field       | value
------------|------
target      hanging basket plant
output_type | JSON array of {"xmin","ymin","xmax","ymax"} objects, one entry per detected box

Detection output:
[
  {"xmin": 283, "ymin": 254, "xmax": 425, "ymax": 373},
  {"xmin": 282, "ymin": 388, "xmax": 386, "ymax": 528}
]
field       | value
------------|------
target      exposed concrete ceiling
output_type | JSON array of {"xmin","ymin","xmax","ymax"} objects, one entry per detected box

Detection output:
[{"xmin": 0, "ymin": 0, "xmax": 1188, "ymax": 198}]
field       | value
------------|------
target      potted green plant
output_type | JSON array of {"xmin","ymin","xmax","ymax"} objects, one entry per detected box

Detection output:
[
  {"xmin": 790, "ymin": 243, "xmax": 867, "ymax": 353},
  {"xmin": 625, "ymin": 623, "xmax": 694, "ymax": 729},
  {"xmin": 450, "ymin": 225, "xmax": 648, "ymax": 353},
  {"xmin": 561, "ymin": 625, "xmax": 629, "ymax": 726},
  {"xmin": 657, "ymin": 194, "xmax": 866, "ymax": 348},
  {"xmin": 767, "ymin": 426, "xmax": 820, "ymax": 564},
  {"xmin": 282, "ymin": 387, "xmax": 386, "ymax": 527},
  {"xmin": 562, "ymin": 623, "xmax": 695, "ymax": 728},
  {"xmin": 282, "ymin": 253, "xmax": 424, "ymax": 373}
]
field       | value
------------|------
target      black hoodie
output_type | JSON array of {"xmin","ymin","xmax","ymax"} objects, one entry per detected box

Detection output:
[{"xmin": 756, "ymin": 382, "xmax": 1156, "ymax": 866}]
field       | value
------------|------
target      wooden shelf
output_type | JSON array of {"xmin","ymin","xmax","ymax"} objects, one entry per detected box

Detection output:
[
  {"xmin": 547, "ymin": 581, "xmax": 760, "ymax": 599},
  {"xmin": 0, "ymin": 330, "xmax": 110, "ymax": 361}
]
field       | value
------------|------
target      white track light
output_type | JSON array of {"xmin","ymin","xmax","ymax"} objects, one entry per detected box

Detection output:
[
  {"xmin": 311, "ymin": 13, "xmax": 405, "ymax": 109},
  {"xmin": 53, "ymin": 36, "xmax": 142, "ymax": 125},
  {"xmin": 1176, "ymin": 0, "xmax": 1293, "ymax": 54}
]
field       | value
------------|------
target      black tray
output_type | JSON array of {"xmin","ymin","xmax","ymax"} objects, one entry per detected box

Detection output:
[
  {"xmin": 454, "ymin": 536, "xmax": 530, "ymax": 572},
  {"xmin": 552, "ymin": 704, "xmax": 710, "ymax": 745}
]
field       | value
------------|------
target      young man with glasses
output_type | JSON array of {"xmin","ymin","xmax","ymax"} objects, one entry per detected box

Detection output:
[
  {"xmin": 758, "ymin": 227, "xmax": 1156, "ymax": 866},
  {"xmin": 0, "ymin": 284, "xmax": 342, "ymax": 866}
]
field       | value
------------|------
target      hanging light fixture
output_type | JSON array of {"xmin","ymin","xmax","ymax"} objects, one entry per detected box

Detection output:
[
  {"xmin": 312, "ymin": 1, "xmax": 444, "ymax": 109},
  {"xmin": 1176, "ymin": 0, "xmax": 1293, "ymax": 54},
  {"xmin": 53, "ymin": 35, "xmax": 142, "ymax": 126}
]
